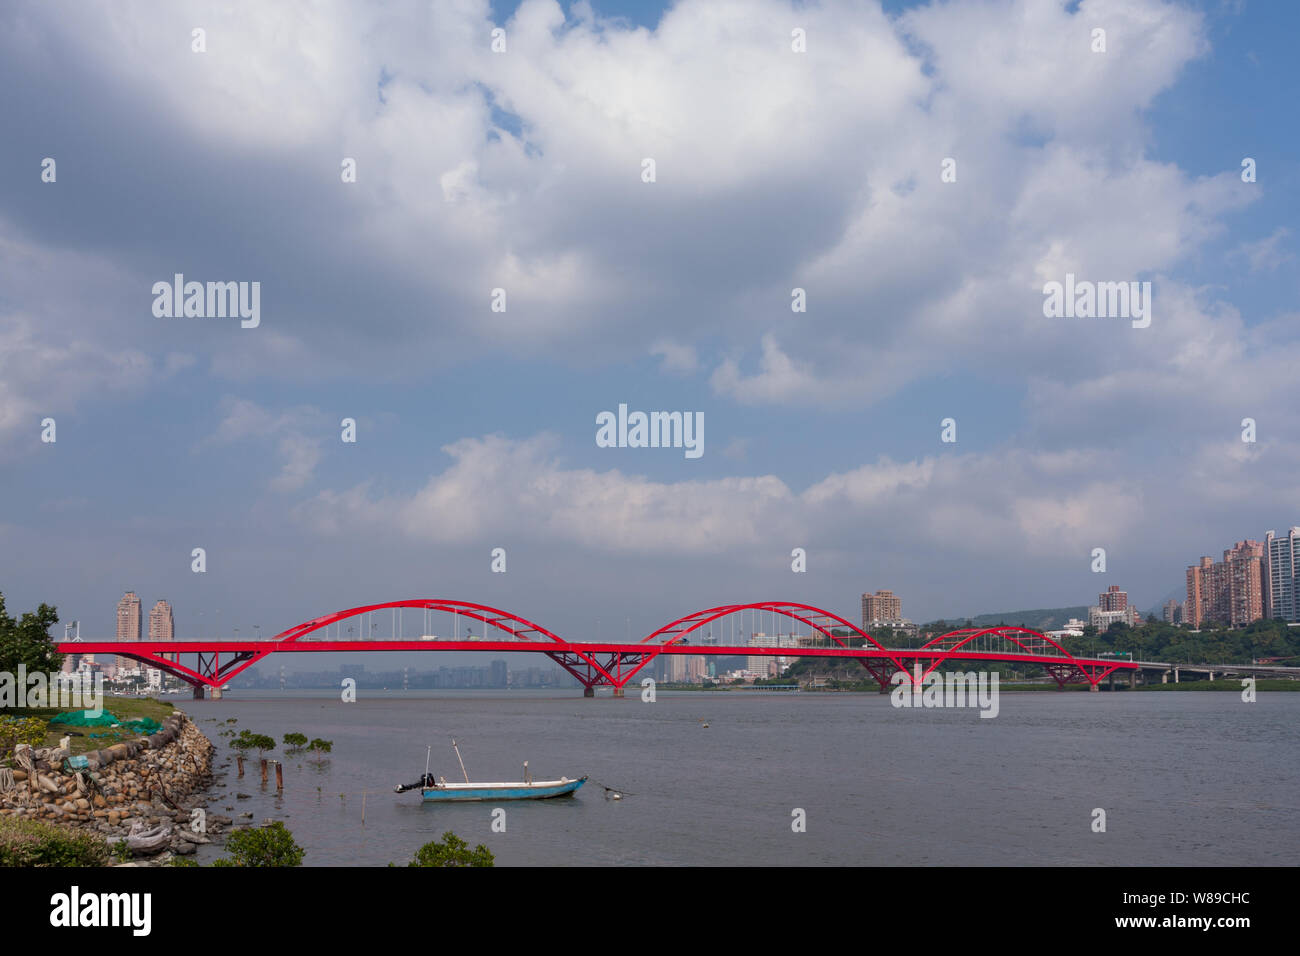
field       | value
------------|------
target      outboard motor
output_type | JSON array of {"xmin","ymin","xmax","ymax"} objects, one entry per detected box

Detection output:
[{"xmin": 394, "ymin": 772, "xmax": 438, "ymax": 793}]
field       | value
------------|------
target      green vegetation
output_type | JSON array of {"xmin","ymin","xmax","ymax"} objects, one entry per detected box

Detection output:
[
  {"xmin": 212, "ymin": 822, "xmax": 304, "ymax": 867},
  {"xmin": 0, "ymin": 593, "xmax": 63, "ymax": 676},
  {"xmin": 0, "ymin": 716, "xmax": 46, "ymax": 754},
  {"xmin": 1059, "ymin": 617, "xmax": 1300, "ymax": 666},
  {"xmin": 307, "ymin": 738, "xmax": 332, "ymax": 766},
  {"xmin": 922, "ymin": 607, "xmax": 1092, "ymax": 633},
  {"xmin": 3, "ymin": 697, "xmax": 175, "ymax": 758},
  {"xmin": 283, "ymin": 732, "xmax": 308, "ymax": 753},
  {"xmin": 0, "ymin": 817, "xmax": 109, "ymax": 867},
  {"xmin": 404, "ymin": 831, "xmax": 494, "ymax": 867},
  {"xmin": 232, "ymin": 730, "xmax": 276, "ymax": 760}
]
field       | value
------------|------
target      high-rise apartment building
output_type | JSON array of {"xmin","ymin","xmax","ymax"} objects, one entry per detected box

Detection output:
[
  {"xmin": 1185, "ymin": 541, "xmax": 1266, "ymax": 628},
  {"xmin": 1098, "ymin": 585, "xmax": 1128, "ymax": 612},
  {"xmin": 1265, "ymin": 528, "xmax": 1300, "ymax": 622},
  {"xmin": 115, "ymin": 591, "xmax": 142, "ymax": 675},
  {"xmin": 862, "ymin": 590, "xmax": 902, "ymax": 627},
  {"xmin": 1225, "ymin": 540, "xmax": 1265, "ymax": 627},
  {"xmin": 149, "ymin": 600, "xmax": 174, "ymax": 642},
  {"xmin": 1088, "ymin": 585, "xmax": 1140, "ymax": 630}
]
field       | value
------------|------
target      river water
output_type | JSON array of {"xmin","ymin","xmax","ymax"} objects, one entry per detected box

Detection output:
[{"xmin": 181, "ymin": 689, "xmax": 1299, "ymax": 866}]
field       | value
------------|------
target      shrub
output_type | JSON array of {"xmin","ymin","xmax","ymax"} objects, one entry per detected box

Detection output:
[
  {"xmin": 212, "ymin": 821, "xmax": 304, "ymax": 867},
  {"xmin": 0, "ymin": 817, "xmax": 109, "ymax": 867},
  {"xmin": 406, "ymin": 831, "xmax": 494, "ymax": 868},
  {"xmin": 0, "ymin": 716, "xmax": 47, "ymax": 756}
]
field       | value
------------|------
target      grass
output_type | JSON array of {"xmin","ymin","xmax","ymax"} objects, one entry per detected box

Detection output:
[{"xmin": 5, "ymin": 696, "xmax": 176, "ymax": 755}]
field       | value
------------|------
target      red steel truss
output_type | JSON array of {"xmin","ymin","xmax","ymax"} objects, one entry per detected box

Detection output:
[{"xmin": 59, "ymin": 600, "xmax": 1135, "ymax": 696}]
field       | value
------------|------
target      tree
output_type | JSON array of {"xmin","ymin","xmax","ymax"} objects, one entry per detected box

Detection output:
[
  {"xmin": 283, "ymin": 732, "xmax": 308, "ymax": 753},
  {"xmin": 307, "ymin": 738, "xmax": 332, "ymax": 766},
  {"xmin": 213, "ymin": 822, "xmax": 304, "ymax": 867},
  {"xmin": 233, "ymin": 730, "xmax": 275, "ymax": 760},
  {"xmin": 406, "ymin": 831, "xmax": 494, "ymax": 868},
  {"xmin": 0, "ymin": 593, "xmax": 63, "ymax": 676}
]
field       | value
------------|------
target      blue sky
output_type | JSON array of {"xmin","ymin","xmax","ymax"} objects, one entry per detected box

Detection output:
[{"xmin": 1, "ymin": 0, "xmax": 1297, "ymax": 666}]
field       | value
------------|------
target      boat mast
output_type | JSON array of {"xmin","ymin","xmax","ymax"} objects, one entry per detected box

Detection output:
[
  {"xmin": 451, "ymin": 738, "xmax": 470, "ymax": 783},
  {"xmin": 424, "ymin": 745, "xmax": 431, "ymax": 784}
]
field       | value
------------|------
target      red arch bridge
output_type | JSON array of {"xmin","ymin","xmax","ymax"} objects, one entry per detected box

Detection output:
[{"xmin": 59, "ymin": 599, "xmax": 1137, "ymax": 699}]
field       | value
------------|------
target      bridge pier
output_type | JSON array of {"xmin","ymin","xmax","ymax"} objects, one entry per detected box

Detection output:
[
  {"xmin": 1174, "ymin": 667, "xmax": 1179, "ymax": 684},
  {"xmin": 611, "ymin": 687, "xmax": 625, "ymax": 698},
  {"xmin": 210, "ymin": 687, "xmax": 223, "ymax": 700},
  {"xmin": 192, "ymin": 684, "xmax": 205, "ymax": 700},
  {"xmin": 1089, "ymin": 682, "xmax": 1099, "ymax": 692},
  {"xmin": 1108, "ymin": 673, "xmax": 1115, "ymax": 691},
  {"xmin": 583, "ymin": 686, "xmax": 594, "ymax": 698}
]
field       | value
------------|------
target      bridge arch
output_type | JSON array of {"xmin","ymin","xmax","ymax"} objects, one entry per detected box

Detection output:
[
  {"xmin": 273, "ymin": 599, "xmax": 567, "ymax": 644},
  {"xmin": 641, "ymin": 601, "xmax": 913, "ymax": 686},
  {"xmin": 919, "ymin": 626, "xmax": 1126, "ymax": 686}
]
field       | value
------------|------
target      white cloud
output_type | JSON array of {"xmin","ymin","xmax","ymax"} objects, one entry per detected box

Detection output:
[{"xmin": 295, "ymin": 432, "xmax": 1158, "ymax": 563}]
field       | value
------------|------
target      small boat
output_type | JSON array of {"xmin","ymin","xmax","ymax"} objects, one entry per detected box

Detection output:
[{"xmin": 394, "ymin": 740, "xmax": 586, "ymax": 802}]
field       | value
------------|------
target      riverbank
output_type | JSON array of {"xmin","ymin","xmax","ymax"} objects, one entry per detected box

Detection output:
[{"xmin": 0, "ymin": 697, "xmax": 226, "ymax": 865}]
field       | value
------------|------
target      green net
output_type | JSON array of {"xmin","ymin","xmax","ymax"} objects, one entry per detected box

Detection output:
[
  {"xmin": 120, "ymin": 717, "xmax": 163, "ymax": 735},
  {"xmin": 48, "ymin": 712, "xmax": 164, "ymax": 736},
  {"xmin": 49, "ymin": 710, "xmax": 120, "ymax": 727}
]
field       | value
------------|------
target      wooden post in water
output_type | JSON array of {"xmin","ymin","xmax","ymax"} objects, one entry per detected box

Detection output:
[
  {"xmin": 275, "ymin": 761, "xmax": 284, "ymax": 791},
  {"xmin": 260, "ymin": 758, "xmax": 268, "ymax": 784},
  {"xmin": 237, "ymin": 755, "xmax": 244, "ymax": 777},
  {"xmin": 361, "ymin": 790, "xmax": 367, "ymax": 826}
]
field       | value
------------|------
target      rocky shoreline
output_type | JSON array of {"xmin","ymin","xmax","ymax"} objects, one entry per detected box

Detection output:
[{"xmin": 0, "ymin": 709, "xmax": 239, "ymax": 865}]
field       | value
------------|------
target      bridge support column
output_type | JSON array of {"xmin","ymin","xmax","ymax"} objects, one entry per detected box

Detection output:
[
  {"xmin": 210, "ymin": 687, "xmax": 223, "ymax": 700},
  {"xmin": 1208, "ymin": 671, "xmax": 1214, "ymax": 682},
  {"xmin": 1089, "ymin": 682, "xmax": 1099, "ymax": 692},
  {"xmin": 1129, "ymin": 670, "xmax": 1137, "ymax": 688},
  {"xmin": 1174, "ymin": 668, "xmax": 1179, "ymax": 684},
  {"xmin": 583, "ymin": 686, "xmax": 594, "ymax": 698},
  {"xmin": 192, "ymin": 684, "xmax": 205, "ymax": 700},
  {"xmin": 611, "ymin": 687, "xmax": 625, "ymax": 698},
  {"xmin": 1108, "ymin": 673, "xmax": 1115, "ymax": 691}
]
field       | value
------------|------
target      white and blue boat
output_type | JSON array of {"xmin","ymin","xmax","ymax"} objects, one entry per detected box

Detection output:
[{"xmin": 395, "ymin": 740, "xmax": 586, "ymax": 803}]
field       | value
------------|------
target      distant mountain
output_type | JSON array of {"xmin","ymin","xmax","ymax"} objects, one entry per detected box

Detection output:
[{"xmin": 921, "ymin": 607, "xmax": 1091, "ymax": 632}]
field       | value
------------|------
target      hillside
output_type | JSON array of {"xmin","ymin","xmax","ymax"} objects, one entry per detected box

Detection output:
[{"xmin": 921, "ymin": 607, "xmax": 1092, "ymax": 632}]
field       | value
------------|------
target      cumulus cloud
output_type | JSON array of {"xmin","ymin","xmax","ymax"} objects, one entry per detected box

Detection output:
[
  {"xmin": 0, "ymin": 0, "xmax": 1253, "ymax": 406},
  {"xmin": 294, "ymin": 432, "xmax": 1154, "ymax": 561}
]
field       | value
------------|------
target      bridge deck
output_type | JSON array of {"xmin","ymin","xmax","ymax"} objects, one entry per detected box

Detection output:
[{"xmin": 58, "ymin": 640, "xmax": 1135, "ymax": 670}]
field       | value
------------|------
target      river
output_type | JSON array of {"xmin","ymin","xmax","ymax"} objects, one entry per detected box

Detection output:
[{"xmin": 181, "ymin": 689, "xmax": 1299, "ymax": 866}]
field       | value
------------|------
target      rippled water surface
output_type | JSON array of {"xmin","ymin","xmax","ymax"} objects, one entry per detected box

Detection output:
[{"xmin": 183, "ymin": 689, "xmax": 1300, "ymax": 866}]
